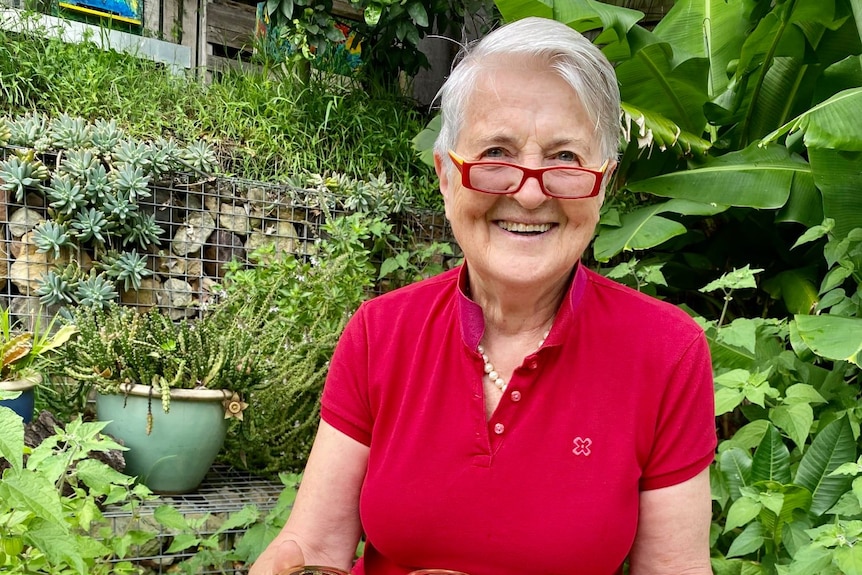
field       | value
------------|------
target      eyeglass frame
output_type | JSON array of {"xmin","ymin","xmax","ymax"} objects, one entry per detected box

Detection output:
[{"xmin": 447, "ymin": 150, "xmax": 610, "ymax": 199}]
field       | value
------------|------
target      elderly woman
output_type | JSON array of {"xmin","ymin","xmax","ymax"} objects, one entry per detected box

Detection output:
[{"xmin": 251, "ymin": 16, "xmax": 716, "ymax": 575}]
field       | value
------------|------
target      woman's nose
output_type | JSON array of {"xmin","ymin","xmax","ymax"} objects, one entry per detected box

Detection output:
[{"xmin": 512, "ymin": 174, "xmax": 549, "ymax": 209}]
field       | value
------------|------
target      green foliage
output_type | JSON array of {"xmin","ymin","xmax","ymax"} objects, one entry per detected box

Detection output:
[
  {"xmin": 0, "ymin": 307, "xmax": 77, "ymax": 383},
  {"xmin": 151, "ymin": 504, "xmax": 260, "ymax": 573},
  {"xmin": 0, "ymin": 24, "xmax": 437, "ymax": 197},
  {"xmin": 232, "ymin": 473, "xmax": 300, "ymax": 563},
  {"xmin": 0, "ymin": 405, "xmax": 157, "ymax": 574},
  {"xmin": 261, "ymin": 0, "xmax": 498, "ymax": 85},
  {"xmin": 0, "ymin": 402, "xmax": 299, "ymax": 573},
  {"xmin": 693, "ymin": 223, "xmax": 862, "ymax": 574},
  {"xmin": 57, "ymin": 297, "xmax": 269, "ymax": 421},
  {"xmin": 217, "ymin": 210, "xmax": 451, "ymax": 474}
]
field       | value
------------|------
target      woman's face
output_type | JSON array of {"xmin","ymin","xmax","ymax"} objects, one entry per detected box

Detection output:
[{"xmin": 436, "ymin": 58, "xmax": 614, "ymax": 295}]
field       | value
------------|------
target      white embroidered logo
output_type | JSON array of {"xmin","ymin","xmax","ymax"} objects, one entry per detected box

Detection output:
[{"xmin": 572, "ymin": 436, "xmax": 592, "ymax": 456}]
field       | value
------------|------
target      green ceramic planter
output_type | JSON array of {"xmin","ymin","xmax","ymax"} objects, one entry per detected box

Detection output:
[{"xmin": 96, "ymin": 384, "xmax": 231, "ymax": 494}]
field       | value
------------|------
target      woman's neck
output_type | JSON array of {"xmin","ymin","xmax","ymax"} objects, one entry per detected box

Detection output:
[{"xmin": 468, "ymin": 267, "xmax": 570, "ymax": 338}]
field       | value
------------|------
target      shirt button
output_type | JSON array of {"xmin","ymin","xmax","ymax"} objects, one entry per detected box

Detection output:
[
  {"xmin": 494, "ymin": 422, "xmax": 505, "ymax": 435},
  {"xmin": 527, "ymin": 360, "xmax": 538, "ymax": 369},
  {"xmin": 510, "ymin": 390, "xmax": 522, "ymax": 402}
]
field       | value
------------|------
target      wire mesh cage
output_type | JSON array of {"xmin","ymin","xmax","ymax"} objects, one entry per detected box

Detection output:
[
  {"xmin": 0, "ymin": 143, "xmax": 454, "ymax": 329},
  {"xmin": 102, "ymin": 464, "xmax": 287, "ymax": 574}
]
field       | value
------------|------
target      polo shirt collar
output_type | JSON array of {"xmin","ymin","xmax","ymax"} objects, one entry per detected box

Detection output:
[{"xmin": 457, "ymin": 262, "xmax": 589, "ymax": 350}]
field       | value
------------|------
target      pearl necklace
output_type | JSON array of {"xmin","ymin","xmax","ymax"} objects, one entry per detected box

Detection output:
[{"xmin": 478, "ymin": 330, "xmax": 550, "ymax": 392}]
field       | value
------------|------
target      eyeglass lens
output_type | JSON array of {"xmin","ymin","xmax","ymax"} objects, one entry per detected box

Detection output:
[{"xmin": 470, "ymin": 164, "xmax": 597, "ymax": 197}]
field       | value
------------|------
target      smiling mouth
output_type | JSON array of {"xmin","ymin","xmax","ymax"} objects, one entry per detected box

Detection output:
[{"xmin": 496, "ymin": 221, "xmax": 554, "ymax": 235}]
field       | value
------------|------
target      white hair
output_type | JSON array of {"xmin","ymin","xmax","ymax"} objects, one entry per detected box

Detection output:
[{"xmin": 433, "ymin": 17, "xmax": 621, "ymax": 167}]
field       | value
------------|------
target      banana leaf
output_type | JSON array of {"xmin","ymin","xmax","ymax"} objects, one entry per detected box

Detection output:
[
  {"xmin": 621, "ymin": 102, "xmax": 712, "ymax": 157},
  {"xmin": 763, "ymin": 86, "xmax": 862, "ymax": 150},
  {"xmin": 494, "ymin": 0, "xmax": 643, "ymax": 47},
  {"xmin": 615, "ymin": 40, "xmax": 710, "ymax": 134},
  {"xmin": 651, "ymin": 0, "xmax": 749, "ymax": 96},
  {"xmin": 623, "ymin": 143, "xmax": 804, "ymax": 208},
  {"xmin": 810, "ymin": 148, "xmax": 862, "ymax": 237}
]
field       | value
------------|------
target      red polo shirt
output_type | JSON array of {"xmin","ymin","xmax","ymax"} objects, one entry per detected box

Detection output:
[{"xmin": 321, "ymin": 264, "xmax": 716, "ymax": 575}]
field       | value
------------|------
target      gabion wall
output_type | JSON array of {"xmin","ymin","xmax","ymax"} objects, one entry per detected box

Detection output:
[{"xmin": 0, "ymin": 161, "xmax": 453, "ymax": 324}]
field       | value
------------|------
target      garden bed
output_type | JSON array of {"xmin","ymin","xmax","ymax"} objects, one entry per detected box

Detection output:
[{"xmin": 103, "ymin": 465, "xmax": 285, "ymax": 574}]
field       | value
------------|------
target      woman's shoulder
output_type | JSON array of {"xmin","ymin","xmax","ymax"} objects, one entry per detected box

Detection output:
[
  {"xmin": 358, "ymin": 267, "xmax": 461, "ymax": 316},
  {"xmin": 581, "ymin": 267, "xmax": 702, "ymax": 334}
]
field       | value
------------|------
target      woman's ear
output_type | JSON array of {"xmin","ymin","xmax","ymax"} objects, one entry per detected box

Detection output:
[
  {"xmin": 434, "ymin": 151, "xmax": 452, "ymax": 202},
  {"xmin": 598, "ymin": 159, "xmax": 619, "ymax": 203}
]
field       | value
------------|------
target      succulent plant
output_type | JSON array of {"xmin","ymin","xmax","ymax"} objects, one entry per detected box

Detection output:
[
  {"xmin": 90, "ymin": 118, "xmax": 124, "ymax": 156},
  {"xmin": 102, "ymin": 249, "xmax": 151, "ymax": 291},
  {"xmin": 59, "ymin": 149, "xmax": 100, "ymax": 182},
  {"xmin": 110, "ymin": 163, "xmax": 151, "ymax": 200},
  {"xmin": 102, "ymin": 189, "xmax": 139, "ymax": 225},
  {"xmin": 44, "ymin": 173, "xmax": 87, "ymax": 218},
  {"xmin": 179, "ymin": 140, "xmax": 219, "ymax": 174},
  {"xmin": 35, "ymin": 266, "xmax": 79, "ymax": 306},
  {"xmin": 148, "ymin": 137, "xmax": 182, "ymax": 176},
  {"xmin": 49, "ymin": 114, "xmax": 93, "ymax": 150},
  {"xmin": 120, "ymin": 212, "xmax": 164, "ymax": 248},
  {"xmin": 72, "ymin": 207, "xmax": 112, "ymax": 245},
  {"xmin": 111, "ymin": 139, "xmax": 152, "ymax": 172},
  {"xmin": 32, "ymin": 220, "xmax": 74, "ymax": 259},
  {"xmin": 75, "ymin": 271, "xmax": 118, "ymax": 309},
  {"xmin": 0, "ymin": 154, "xmax": 49, "ymax": 202},
  {"xmin": 7, "ymin": 113, "xmax": 50, "ymax": 149},
  {"xmin": 83, "ymin": 163, "xmax": 112, "ymax": 203}
]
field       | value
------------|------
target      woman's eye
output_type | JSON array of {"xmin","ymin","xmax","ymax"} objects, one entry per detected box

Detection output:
[
  {"xmin": 482, "ymin": 148, "xmax": 506, "ymax": 159},
  {"xmin": 554, "ymin": 151, "xmax": 577, "ymax": 163}
]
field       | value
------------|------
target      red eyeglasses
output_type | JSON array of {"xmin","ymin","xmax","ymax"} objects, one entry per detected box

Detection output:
[{"xmin": 448, "ymin": 150, "xmax": 609, "ymax": 199}]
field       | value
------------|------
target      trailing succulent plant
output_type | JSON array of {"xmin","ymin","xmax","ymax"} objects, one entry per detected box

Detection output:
[{"xmin": 0, "ymin": 112, "xmax": 220, "ymax": 308}]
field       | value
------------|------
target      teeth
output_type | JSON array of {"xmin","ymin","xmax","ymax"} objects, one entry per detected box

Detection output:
[{"xmin": 498, "ymin": 221, "xmax": 552, "ymax": 233}]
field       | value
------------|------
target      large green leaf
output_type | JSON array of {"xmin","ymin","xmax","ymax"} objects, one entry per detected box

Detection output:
[
  {"xmin": 494, "ymin": 0, "xmax": 643, "ymax": 40},
  {"xmin": 834, "ymin": 545, "xmax": 862, "ymax": 575},
  {"xmin": 794, "ymin": 314, "xmax": 862, "ymax": 366},
  {"xmin": 495, "ymin": 0, "xmax": 555, "ymax": 21},
  {"xmin": 761, "ymin": 268, "xmax": 820, "ymax": 315},
  {"xmin": 720, "ymin": 447, "xmax": 753, "ymax": 501},
  {"xmin": 593, "ymin": 198, "xmax": 726, "ymax": 261},
  {"xmin": 651, "ymin": 0, "xmax": 748, "ymax": 96},
  {"xmin": 0, "ymin": 469, "xmax": 66, "ymax": 528},
  {"xmin": 770, "ymin": 403, "xmax": 814, "ymax": 453},
  {"xmin": 751, "ymin": 424, "xmax": 791, "ymax": 484},
  {"xmin": 616, "ymin": 40, "xmax": 710, "ymax": 134},
  {"xmin": 625, "ymin": 143, "xmax": 805, "ymax": 208},
  {"xmin": 0, "ymin": 406, "xmax": 24, "ymax": 473},
  {"xmin": 775, "ymin": 166, "xmax": 823, "ymax": 227},
  {"xmin": 763, "ymin": 87, "xmax": 862, "ymax": 150},
  {"xmin": 793, "ymin": 416, "xmax": 855, "ymax": 516},
  {"xmin": 810, "ymin": 148, "xmax": 862, "ymax": 237}
]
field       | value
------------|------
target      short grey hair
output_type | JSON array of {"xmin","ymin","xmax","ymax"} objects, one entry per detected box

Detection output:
[{"xmin": 433, "ymin": 17, "xmax": 621, "ymax": 166}]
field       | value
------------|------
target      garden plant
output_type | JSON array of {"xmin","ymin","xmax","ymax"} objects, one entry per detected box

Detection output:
[{"xmin": 1, "ymin": 0, "xmax": 862, "ymax": 572}]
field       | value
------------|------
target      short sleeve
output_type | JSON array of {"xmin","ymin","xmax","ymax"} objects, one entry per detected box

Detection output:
[
  {"xmin": 321, "ymin": 304, "xmax": 374, "ymax": 446},
  {"xmin": 640, "ymin": 332, "xmax": 717, "ymax": 490}
]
